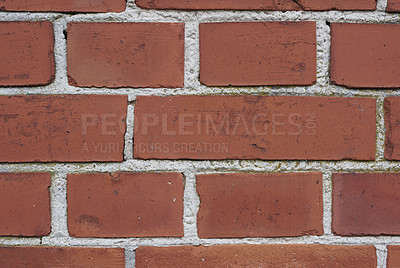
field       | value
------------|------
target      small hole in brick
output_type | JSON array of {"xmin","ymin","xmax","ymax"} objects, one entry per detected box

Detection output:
[{"xmin": 325, "ymin": 21, "xmax": 331, "ymax": 26}]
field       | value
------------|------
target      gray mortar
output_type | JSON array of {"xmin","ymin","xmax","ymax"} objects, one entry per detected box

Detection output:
[{"xmin": 0, "ymin": 0, "xmax": 399, "ymax": 266}]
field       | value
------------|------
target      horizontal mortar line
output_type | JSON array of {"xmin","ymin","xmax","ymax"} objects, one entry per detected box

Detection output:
[
  {"xmin": 1, "ymin": 161, "xmax": 400, "ymax": 173},
  {"xmin": 1, "ymin": 88, "xmax": 400, "ymax": 98},
  {"xmin": 0, "ymin": 12, "xmax": 400, "ymax": 23},
  {"xmin": 4, "ymin": 236, "xmax": 400, "ymax": 247}
]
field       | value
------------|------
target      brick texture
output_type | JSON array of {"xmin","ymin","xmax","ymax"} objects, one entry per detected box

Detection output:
[
  {"xmin": 67, "ymin": 173, "xmax": 184, "ymax": 237},
  {"xmin": 0, "ymin": 0, "xmax": 126, "ymax": 12},
  {"xmin": 197, "ymin": 173, "xmax": 323, "ymax": 238},
  {"xmin": 333, "ymin": 173, "xmax": 400, "ymax": 236},
  {"xmin": 331, "ymin": 23, "xmax": 400, "ymax": 88},
  {"xmin": 134, "ymin": 95, "xmax": 376, "ymax": 160},
  {"xmin": 0, "ymin": 247, "xmax": 125, "ymax": 267},
  {"xmin": 200, "ymin": 22, "xmax": 316, "ymax": 86},
  {"xmin": 0, "ymin": 95, "xmax": 127, "ymax": 163},
  {"xmin": 0, "ymin": 173, "xmax": 50, "ymax": 237},
  {"xmin": 387, "ymin": 0, "xmax": 400, "ymax": 12},
  {"xmin": 385, "ymin": 98, "xmax": 400, "ymax": 160},
  {"xmin": 136, "ymin": 0, "xmax": 377, "ymax": 11},
  {"xmin": 135, "ymin": 245, "xmax": 377, "ymax": 267},
  {"xmin": 388, "ymin": 246, "xmax": 400, "ymax": 268},
  {"xmin": 67, "ymin": 23, "xmax": 184, "ymax": 88},
  {"xmin": 0, "ymin": 21, "xmax": 54, "ymax": 86}
]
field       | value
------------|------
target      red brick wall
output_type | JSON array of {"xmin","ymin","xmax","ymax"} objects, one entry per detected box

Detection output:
[{"xmin": 0, "ymin": 0, "xmax": 399, "ymax": 267}]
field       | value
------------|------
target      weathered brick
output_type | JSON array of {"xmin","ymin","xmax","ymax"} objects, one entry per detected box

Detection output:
[
  {"xmin": 385, "ymin": 98, "xmax": 400, "ymax": 160},
  {"xmin": 136, "ymin": 245, "xmax": 377, "ymax": 267},
  {"xmin": 0, "ymin": 0, "xmax": 126, "ymax": 12},
  {"xmin": 0, "ymin": 247, "xmax": 125, "ymax": 267},
  {"xmin": 0, "ymin": 173, "xmax": 50, "ymax": 237},
  {"xmin": 134, "ymin": 96, "xmax": 376, "ymax": 160},
  {"xmin": 388, "ymin": 246, "xmax": 400, "ymax": 268},
  {"xmin": 0, "ymin": 95, "xmax": 127, "ymax": 163},
  {"xmin": 331, "ymin": 23, "xmax": 400, "ymax": 88},
  {"xmin": 387, "ymin": 0, "xmax": 400, "ymax": 12},
  {"xmin": 333, "ymin": 173, "xmax": 400, "ymax": 236},
  {"xmin": 136, "ymin": 0, "xmax": 376, "ymax": 11},
  {"xmin": 68, "ymin": 173, "xmax": 184, "ymax": 237},
  {"xmin": 67, "ymin": 23, "xmax": 184, "ymax": 88},
  {"xmin": 200, "ymin": 22, "xmax": 316, "ymax": 86},
  {"xmin": 0, "ymin": 21, "xmax": 54, "ymax": 86},
  {"xmin": 197, "ymin": 173, "xmax": 323, "ymax": 238}
]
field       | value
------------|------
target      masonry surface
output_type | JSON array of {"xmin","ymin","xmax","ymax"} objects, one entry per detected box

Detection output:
[{"xmin": 1, "ymin": 0, "xmax": 400, "ymax": 267}]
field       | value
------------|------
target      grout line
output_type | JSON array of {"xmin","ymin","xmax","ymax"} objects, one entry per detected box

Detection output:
[
  {"xmin": 322, "ymin": 171, "xmax": 333, "ymax": 236},
  {"xmin": 376, "ymin": 244, "xmax": 388, "ymax": 268},
  {"xmin": 47, "ymin": 173, "xmax": 69, "ymax": 238},
  {"xmin": 376, "ymin": 96, "xmax": 386, "ymax": 160},
  {"xmin": 124, "ymin": 104, "xmax": 135, "ymax": 160}
]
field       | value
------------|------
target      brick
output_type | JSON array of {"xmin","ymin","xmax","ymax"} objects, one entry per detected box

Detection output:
[
  {"xmin": 200, "ymin": 22, "xmax": 316, "ymax": 86},
  {"xmin": 387, "ymin": 0, "xmax": 400, "ymax": 12},
  {"xmin": 136, "ymin": 244, "xmax": 377, "ymax": 267},
  {"xmin": 385, "ymin": 98, "xmax": 400, "ymax": 160},
  {"xmin": 0, "ymin": 21, "xmax": 54, "ymax": 86},
  {"xmin": 0, "ymin": 173, "xmax": 50, "ymax": 237},
  {"xmin": 331, "ymin": 23, "xmax": 400, "ymax": 88},
  {"xmin": 197, "ymin": 173, "xmax": 323, "ymax": 238},
  {"xmin": 136, "ymin": 0, "xmax": 376, "ymax": 11},
  {"xmin": 388, "ymin": 246, "xmax": 400, "ymax": 267},
  {"xmin": 67, "ymin": 23, "xmax": 184, "ymax": 88},
  {"xmin": 0, "ymin": 247, "xmax": 125, "ymax": 267},
  {"xmin": 0, "ymin": 95, "xmax": 127, "ymax": 163},
  {"xmin": 333, "ymin": 173, "xmax": 400, "ymax": 236},
  {"xmin": 0, "ymin": 0, "xmax": 126, "ymax": 12},
  {"xmin": 67, "ymin": 172, "xmax": 184, "ymax": 237},
  {"xmin": 133, "ymin": 96, "xmax": 376, "ymax": 160}
]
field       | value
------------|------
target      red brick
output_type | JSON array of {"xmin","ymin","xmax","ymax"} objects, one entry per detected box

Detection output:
[
  {"xmin": 0, "ymin": 0, "xmax": 126, "ymax": 12},
  {"xmin": 387, "ymin": 0, "xmax": 400, "ymax": 12},
  {"xmin": 197, "ymin": 173, "xmax": 323, "ymax": 238},
  {"xmin": 136, "ymin": 245, "xmax": 377, "ymax": 267},
  {"xmin": 0, "ymin": 173, "xmax": 50, "ymax": 237},
  {"xmin": 0, "ymin": 247, "xmax": 125, "ymax": 267},
  {"xmin": 67, "ymin": 23, "xmax": 184, "ymax": 88},
  {"xmin": 331, "ymin": 23, "xmax": 400, "ymax": 88},
  {"xmin": 333, "ymin": 173, "xmax": 400, "ymax": 236},
  {"xmin": 136, "ymin": 0, "xmax": 376, "ymax": 11},
  {"xmin": 388, "ymin": 246, "xmax": 400, "ymax": 268},
  {"xmin": 67, "ymin": 172, "xmax": 184, "ymax": 237},
  {"xmin": 133, "ymin": 96, "xmax": 376, "ymax": 160},
  {"xmin": 0, "ymin": 95, "xmax": 127, "ymax": 163},
  {"xmin": 0, "ymin": 21, "xmax": 54, "ymax": 86},
  {"xmin": 200, "ymin": 22, "xmax": 316, "ymax": 86},
  {"xmin": 385, "ymin": 98, "xmax": 400, "ymax": 160}
]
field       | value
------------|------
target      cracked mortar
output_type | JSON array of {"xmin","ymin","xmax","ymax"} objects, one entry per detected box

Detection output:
[{"xmin": 0, "ymin": 0, "xmax": 399, "ymax": 267}]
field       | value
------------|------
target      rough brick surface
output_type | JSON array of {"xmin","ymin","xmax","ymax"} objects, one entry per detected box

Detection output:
[
  {"xmin": 136, "ymin": 245, "xmax": 377, "ymax": 267},
  {"xmin": 0, "ymin": 173, "xmax": 50, "ymax": 237},
  {"xmin": 68, "ymin": 173, "xmax": 184, "ymax": 237},
  {"xmin": 388, "ymin": 246, "xmax": 400, "ymax": 268},
  {"xmin": 0, "ymin": 0, "xmax": 126, "ymax": 12},
  {"xmin": 0, "ymin": 247, "xmax": 125, "ymax": 267},
  {"xmin": 0, "ymin": 21, "xmax": 54, "ymax": 86},
  {"xmin": 333, "ymin": 173, "xmax": 400, "ymax": 236},
  {"xmin": 136, "ymin": 0, "xmax": 377, "ymax": 11},
  {"xmin": 0, "ymin": 95, "xmax": 127, "ymax": 163},
  {"xmin": 387, "ymin": 0, "xmax": 400, "ymax": 12},
  {"xmin": 67, "ymin": 23, "xmax": 184, "ymax": 88},
  {"xmin": 134, "ymin": 96, "xmax": 376, "ymax": 160},
  {"xmin": 197, "ymin": 173, "xmax": 323, "ymax": 238},
  {"xmin": 331, "ymin": 23, "xmax": 400, "ymax": 88},
  {"xmin": 385, "ymin": 98, "xmax": 400, "ymax": 160},
  {"xmin": 200, "ymin": 22, "xmax": 316, "ymax": 86}
]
